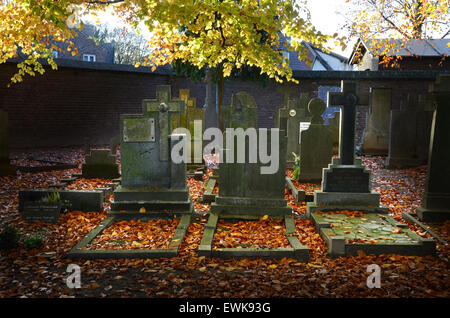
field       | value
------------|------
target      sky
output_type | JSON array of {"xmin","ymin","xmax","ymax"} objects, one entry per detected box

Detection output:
[{"xmin": 89, "ymin": 0, "xmax": 355, "ymax": 59}]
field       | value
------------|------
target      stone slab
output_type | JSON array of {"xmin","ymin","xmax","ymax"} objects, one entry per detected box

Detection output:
[
  {"xmin": 310, "ymin": 212, "xmax": 436, "ymax": 257},
  {"xmin": 113, "ymin": 185, "xmax": 190, "ymax": 202},
  {"xmin": 198, "ymin": 214, "xmax": 309, "ymax": 261},
  {"xmin": 19, "ymin": 190, "xmax": 103, "ymax": 212}
]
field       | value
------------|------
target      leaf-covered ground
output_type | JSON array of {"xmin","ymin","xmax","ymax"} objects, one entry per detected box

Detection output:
[{"xmin": 0, "ymin": 148, "xmax": 449, "ymax": 298}]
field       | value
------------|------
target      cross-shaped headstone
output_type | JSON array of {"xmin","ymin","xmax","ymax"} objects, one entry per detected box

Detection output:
[
  {"xmin": 143, "ymin": 86, "xmax": 185, "ymax": 161},
  {"xmin": 328, "ymin": 81, "xmax": 369, "ymax": 165}
]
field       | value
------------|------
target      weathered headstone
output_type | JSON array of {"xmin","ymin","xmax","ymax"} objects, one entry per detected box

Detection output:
[
  {"xmin": 361, "ymin": 88, "xmax": 392, "ymax": 155},
  {"xmin": 307, "ymin": 81, "xmax": 387, "ymax": 216},
  {"xmin": 416, "ymin": 75, "xmax": 450, "ymax": 222},
  {"xmin": 173, "ymin": 89, "xmax": 204, "ymax": 166},
  {"xmin": 298, "ymin": 98, "xmax": 333, "ymax": 182},
  {"xmin": 82, "ymin": 138, "xmax": 120, "ymax": 179},
  {"xmin": 386, "ymin": 94, "xmax": 433, "ymax": 168},
  {"xmin": 211, "ymin": 92, "xmax": 291, "ymax": 217},
  {"xmin": 111, "ymin": 85, "xmax": 192, "ymax": 214},
  {"xmin": 286, "ymin": 94, "xmax": 311, "ymax": 168},
  {"xmin": 221, "ymin": 93, "xmax": 258, "ymax": 130},
  {"xmin": 328, "ymin": 111, "xmax": 340, "ymax": 152},
  {"xmin": 0, "ymin": 109, "xmax": 16, "ymax": 176}
]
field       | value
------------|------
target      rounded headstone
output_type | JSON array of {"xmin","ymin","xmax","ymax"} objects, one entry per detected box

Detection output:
[{"xmin": 308, "ymin": 98, "xmax": 326, "ymax": 124}]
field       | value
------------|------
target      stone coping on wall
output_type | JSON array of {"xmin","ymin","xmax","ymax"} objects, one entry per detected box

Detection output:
[{"xmin": 6, "ymin": 59, "xmax": 450, "ymax": 80}]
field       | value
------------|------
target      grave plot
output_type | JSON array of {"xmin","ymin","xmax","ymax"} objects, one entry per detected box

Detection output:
[
  {"xmin": 199, "ymin": 213, "xmax": 308, "ymax": 261},
  {"xmin": 67, "ymin": 214, "xmax": 191, "ymax": 259},
  {"xmin": 69, "ymin": 85, "xmax": 193, "ymax": 259},
  {"xmin": 311, "ymin": 210, "xmax": 436, "ymax": 257},
  {"xmin": 285, "ymin": 175, "xmax": 320, "ymax": 203},
  {"xmin": 199, "ymin": 92, "xmax": 309, "ymax": 261}
]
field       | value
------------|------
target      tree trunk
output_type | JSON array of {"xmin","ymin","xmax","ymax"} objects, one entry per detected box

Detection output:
[{"xmin": 217, "ymin": 71, "xmax": 224, "ymax": 131}]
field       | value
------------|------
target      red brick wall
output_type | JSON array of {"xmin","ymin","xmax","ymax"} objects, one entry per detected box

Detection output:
[{"xmin": 0, "ymin": 62, "xmax": 437, "ymax": 149}]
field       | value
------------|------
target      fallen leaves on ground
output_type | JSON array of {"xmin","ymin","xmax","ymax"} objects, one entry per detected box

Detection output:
[
  {"xmin": 86, "ymin": 218, "xmax": 179, "ymax": 250},
  {"xmin": 0, "ymin": 149, "xmax": 448, "ymax": 298},
  {"xmin": 213, "ymin": 218, "xmax": 290, "ymax": 249}
]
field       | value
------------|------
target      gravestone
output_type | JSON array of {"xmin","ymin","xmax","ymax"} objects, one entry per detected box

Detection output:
[
  {"xmin": 82, "ymin": 138, "xmax": 120, "ymax": 179},
  {"xmin": 0, "ymin": 109, "xmax": 16, "ymax": 176},
  {"xmin": 386, "ymin": 94, "xmax": 433, "ymax": 168},
  {"xmin": 298, "ymin": 98, "xmax": 333, "ymax": 182},
  {"xmin": 111, "ymin": 85, "xmax": 192, "ymax": 214},
  {"xmin": 173, "ymin": 89, "xmax": 204, "ymax": 166},
  {"xmin": 286, "ymin": 94, "xmax": 311, "ymax": 168},
  {"xmin": 211, "ymin": 92, "xmax": 291, "ymax": 217},
  {"xmin": 416, "ymin": 75, "xmax": 450, "ymax": 222},
  {"xmin": 221, "ymin": 93, "xmax": 258, "ymax": 129},
  {"xmin": 307, "ymin": 81, "xmax": 387, "ymax": 217},
  {"xmin": 361, "ymin": 88, "xmax": 392, "ymax": 155}
]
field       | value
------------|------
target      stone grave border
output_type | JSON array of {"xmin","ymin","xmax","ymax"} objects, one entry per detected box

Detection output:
[
  {"xmin": 198, "ymin": 213, "xmax": 310, "ymax": 261},
  {"xmin": 67, "ymin": 213, "xmax": 192, "ymax": 259},
  {"xmin": 285, "ymin": 177, "xmax": 315, "ymax": 203},
  {"xmin": 310, "ymin": 211, "xmax": 436, "ymax": 257},
  {"xmin": 201, "ymin": 178, "xmax": 217, "ymax": 203}
]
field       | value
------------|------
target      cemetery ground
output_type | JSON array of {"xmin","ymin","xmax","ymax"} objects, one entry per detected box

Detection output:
[{"xmin": 0, "ymin": 147, "xmax": 449, "ymax": 298}]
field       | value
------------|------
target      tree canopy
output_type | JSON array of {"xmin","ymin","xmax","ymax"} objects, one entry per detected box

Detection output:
[
  {"xmin": 342, "ymin": 0, "xmax": 450, "ymax": 67},
  {"xmin": 0, "ymin": 0, "xmax": 337, "ymax": 85}
]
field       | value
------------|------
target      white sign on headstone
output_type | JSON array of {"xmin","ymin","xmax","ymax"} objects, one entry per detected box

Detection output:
[{"xmin": 299, "ymin": 122, "xmax": 311, "ymax": 144}]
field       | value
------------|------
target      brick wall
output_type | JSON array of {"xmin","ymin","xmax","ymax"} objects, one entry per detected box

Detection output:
[{"xmin": 0, "ymin": 62, "xmax": 439, "ymax": 149}]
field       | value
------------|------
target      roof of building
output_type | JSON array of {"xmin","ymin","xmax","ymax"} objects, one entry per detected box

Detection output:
[{"xmin": 349, "ymin": 38, "xmax": 450, "ymax": 64}]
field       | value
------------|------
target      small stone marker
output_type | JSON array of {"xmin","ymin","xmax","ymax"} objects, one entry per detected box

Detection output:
[
  {"xmin": 82, "ymin": 139, "xmax": 120, "ymax": 179},
  {"xmin": 112, "ymin": 85, "xmax": 192, "ymax": 214},
  {"xmin": 361, "ymin": 88, "xmax": 392, "ymax": 155},
  {"xmin": 307, "ymin": 81, "xmax": 387, "ymax": 217},
  {"xmin": 386, "ymin": 94, "xmax": 433, "ymax": 168},
  {"xmin": 0, "ymin": 109, "xmax": 16, "ymax": 176},
  {"xmin": 286, "ymin": 94, "xmax": 311, "ymax": 168},
  {"xmin": 212, "ymin": 92, "xmax": 291, "ymax": 217},
  {"xmin": 416, "ymin": 75, "xmax": 450, "ymax": 222},
  {"xmin": 298, "ymin": 98, "xmax": 333, "ymax": 182}
]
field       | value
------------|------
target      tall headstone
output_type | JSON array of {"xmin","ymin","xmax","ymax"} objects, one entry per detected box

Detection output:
[
  {"xmin": 298, "ymin": 98, "xmax": 333, "ymax": 182},
  {"xmin": 386, "ymin": 94, "xmax": 433, "ymax": 168},
  {"xmin": 111, "ymin": 85, "xmax": 192, "ymax": 214},
  {"xmin": 211, "ymin": 92, "xmax": 291, "ymax": 217},
  {"xmin": 361, "ymin": 88, "xmax": 392, "ymax": 155},
  {"xmin": 286, "ymin": 94, "xmax": 311, "ymax": 168},
  {"xmin": 0, "ymin": 109, "xmax": 16, "ymax": 176},
  {"xmin": 416, "ymin": 75, "xmax": 450, "ymax": 222},
  {"xmin": 307, "ymin": 81, "xmax": 387, "ymax": 217},
  {"xmin": 203, "ymin": 68, "xmax": 218, "ymax": 130},
  {"xmin": 173, "ymin": 89, "xmax": 204, "ymax": 165}
]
